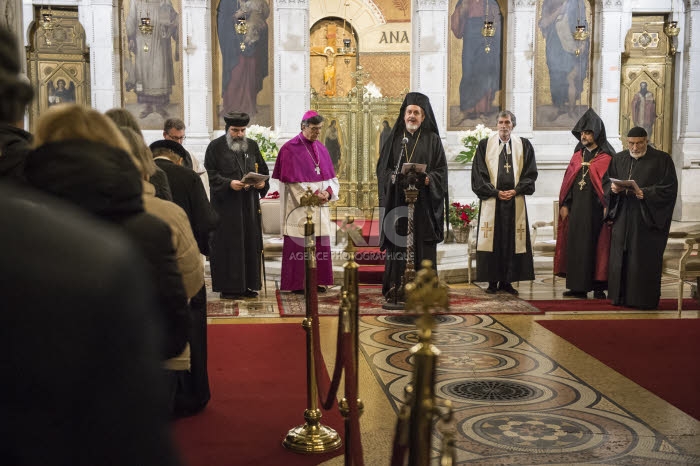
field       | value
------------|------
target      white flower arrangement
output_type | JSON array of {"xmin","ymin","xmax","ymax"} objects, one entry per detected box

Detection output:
[
  {"xmin": 246, "ymin": 124, "xmax": 280, "ymax": 161},
  {"xmin": 364, "ymin": 82, "xmax": 383, "ymax": 99},
  {"xmin": 455, "ymin": 124, "xmax": 496, "ymax": 164}
]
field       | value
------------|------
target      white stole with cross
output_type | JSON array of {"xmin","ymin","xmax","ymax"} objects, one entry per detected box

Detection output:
[{"xmin": 476, "ymin": 134, "xmax": 527, "ymax": 253}]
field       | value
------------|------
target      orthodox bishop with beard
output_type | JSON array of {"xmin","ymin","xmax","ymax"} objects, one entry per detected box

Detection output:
[{"xmin": 204, "ymin": 111, "xmax": 269, "ymax": 299}]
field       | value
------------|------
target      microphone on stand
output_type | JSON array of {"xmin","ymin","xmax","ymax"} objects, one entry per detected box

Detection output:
[{"xmin": 392, "ymin": 137, "xmax": 410, "ymax": 184}]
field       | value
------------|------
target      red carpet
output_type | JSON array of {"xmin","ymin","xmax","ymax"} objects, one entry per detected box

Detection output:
[
  {"xmin": 538, "ymin": 318, "xmax": 700, "ymax": 420},
  {"xmin": 528, "ymin": 298, "xmax": 699, "ymax": 312},
  {"xmin": 172, "ymin": 324, "xmax": 344, "ymax": 466},
  {"xmin": 277, "ymin": 285, "xmax": 541, "ymax": 316}
]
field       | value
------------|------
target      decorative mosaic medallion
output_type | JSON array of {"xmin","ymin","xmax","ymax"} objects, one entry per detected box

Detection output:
[
  {"xmin": 385, "ymin": 314, "xmax": 460, "ymax": 326},
  {"xmin": 466, "ymin": 413, "xmax": 598, "ymax": 452},
  {"xmin": 443, "ymin": 379, "xmax": 542, "ymax": 402}
]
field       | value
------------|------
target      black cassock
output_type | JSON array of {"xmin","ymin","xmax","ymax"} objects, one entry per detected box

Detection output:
[
  {"xmin": 205, "ymin": 136, "xmax": 269, "ymax": 294},
  {"xmin": 606, "ymin": 147, "xmax": 677, "ymax": 309},
  {"xmin": 561, "ymin": 148, "xmax": 609, "ymax": 292},
  {"xmin": 471, "ymin": 138, "xmax": 537, "ymax": 283},
  {"xmin": 378, "ymin": 130, "xmax": 448, "ymax": 297}
]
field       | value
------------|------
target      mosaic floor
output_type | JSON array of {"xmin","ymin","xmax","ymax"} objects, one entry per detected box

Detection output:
[
  {"xmin": 207, "ymin": 267, "xmax": 700, "ymax": 465},
  {"xmin": 357, "ymin": 314, "xmax": 699, "ymax": 464}
]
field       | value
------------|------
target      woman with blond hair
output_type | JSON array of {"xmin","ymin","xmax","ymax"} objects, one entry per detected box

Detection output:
[{"xmin": 24, "ymin": 104, "xmax": 189, "ymax": 361}]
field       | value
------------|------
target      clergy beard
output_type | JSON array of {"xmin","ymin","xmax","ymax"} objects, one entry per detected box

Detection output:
[
  {"xmin": 630, "ymin": 151, "xmax": 646, "ymax": 160},
  {"xmin": 226, "ymin": 133, "xmax": 249, "ymax": 152},
  {"xmin": 406, "ymin": 122, "xmax": 420, "ymax": 133}
]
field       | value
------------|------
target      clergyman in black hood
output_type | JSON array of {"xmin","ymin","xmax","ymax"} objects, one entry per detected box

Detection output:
[
  {"xmin": 553, "ymin": 108, "xmax": 614, "ymax": 299},
  {"xmin": 376, "ymin": 92, "xmax": 448, "ymax": 299}
]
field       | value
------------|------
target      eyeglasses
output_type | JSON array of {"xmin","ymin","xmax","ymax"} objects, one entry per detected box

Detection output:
[
  {"xmin": 306, "ymin": 125, "xmax": 323, "ymax": 132},
  {"xmin": 166, "ymin": 133, "xmax": 186, "ymax": 142}
]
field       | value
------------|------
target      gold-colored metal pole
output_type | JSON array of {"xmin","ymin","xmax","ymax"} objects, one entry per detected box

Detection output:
[
  {"xmin": 283, "ymin": 188, "xmax": 341, "ymax": 453},
  {"xmin": 338, "ymin": 217, "xmax": 364, "ymax": 465},
  {"xmin": 404, "ymin": 261, "xmax": 450, "ymax": 466}
]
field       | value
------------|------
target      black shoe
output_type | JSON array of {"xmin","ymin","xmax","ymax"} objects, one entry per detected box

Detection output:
[
  {"xmin": 243, "ymin": 289, "xmax": 259, "ymax": 298},
  {"xmin": 563, "ymin": 290, "xmax": 587, "ymax": 299},
  {"xmin": 593, "ymin": 290, "xmax": 606, "ymax": 299},
  {"xmin": 485, "ymin": 282, "xmax": 498, "ymax": 294},
  {"xmin": 317, "ymin": 285, "xmax": 328, "ymax": 293},
  {"xmin": 220, "ymin": 292, "xmax": 240, "ymax": 300},
  {"xmin": 499, "ymin": 283, "xmax": 519, "ymax": 296}
]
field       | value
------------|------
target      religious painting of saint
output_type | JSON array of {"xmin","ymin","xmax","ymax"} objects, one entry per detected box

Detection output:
[
  {"xmin": 325, "ymin": 119, "xmax": 342, "ymax": 174},
  {"xmin": 448, "ymin": 0, "xmax": 503, "ymax": 129},
  {"xmin": 47, "ymin": 78, "xmax": 76, "ymax": 106},
  {"xmin": 213, "ymin": 0, "xmax": 272, "ymax": 127},
  {"xmin": 630, "ymin": 81, "xmax": 656, "ymax": 138},
  {"xmin": 535, "ymin": 0, "xmax": 592, "ymax": 129},
  {"xmin": 120, "ymin": 0, "xmax": 183, "ymax": 129}
]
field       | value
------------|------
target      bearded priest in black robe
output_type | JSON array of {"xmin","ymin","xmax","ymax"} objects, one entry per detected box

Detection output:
[
  {"xmin": 606, "ymin": 127, "xmax": 677, "ymax": 309},
  {"xmin": 376, "ymin": 92, "xmax": 448, "ymax": 298},
  {"xmin": 205, "ymin": 111, "xmax": 269, "ymax": 299},
  {"xmin": 471, "ymin": 110, "xmax": 537, "ymax": 295},
  {"xmin": 553, "ymin": 108, "xmax": 614, "ymax": 299}
]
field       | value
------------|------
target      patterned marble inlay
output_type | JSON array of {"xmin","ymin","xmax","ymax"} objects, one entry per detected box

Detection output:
[
  {"xmin": 443, "ymin": 379, "xmax": 543, "ymax": 402},
  {"xmin": 359, "ymin": 314, "xmax": 700, "ymax": 464}
]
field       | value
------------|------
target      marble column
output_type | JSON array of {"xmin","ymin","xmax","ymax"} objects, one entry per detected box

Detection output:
[
  {"xmin": 274, "ymin": 0, "xmax": 309, "ymax": 139},
  {"xmin": 674, "ymin": 0, "xmax": 700, "ymax": 220},
  {"xmin": 179, "ymin": 0, "xmax": 212, "ymax": 161},
  {"xmin": 508, "ymin": 0, "xmax": 537, "ymax": 136},
  {"xmin": 593, "ymin": 0, "xmax": 624, "ymax": 152},
  {"xmin": 412, "ymin": 0, "xmax": 448, "ymax": 135}
]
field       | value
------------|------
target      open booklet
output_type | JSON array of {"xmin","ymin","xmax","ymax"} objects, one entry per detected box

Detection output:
[
  {"xmin": 610, "ymin": 178, "xmax": 640, "ymax": 191},
  {"xmin": 241, "ymin": 172, "xmax": 270, "ymax": 185},
  {"xmin": 401, "ymin": 163, "xmax": 427, "ymax": 174}
]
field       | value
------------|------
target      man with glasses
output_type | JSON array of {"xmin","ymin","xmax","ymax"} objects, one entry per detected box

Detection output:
[
  {"xmin": 204, "ymin": 111, "xmax": 269, "ymax": 299},
  {"xmin": 272, "ymin": 110, "xmax": 338, "ymax": 294},
  {"xmin": 163, "ymin": 118, "xmax": 202, "ymax": 172},
  {"xmin": 606, "ymin": 126, "xmax": 677, "ymax": 309}
]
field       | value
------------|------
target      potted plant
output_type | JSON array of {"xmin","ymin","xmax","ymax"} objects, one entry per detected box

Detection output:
[
  {"xmin": 246, "ymin": 125, "xmax": 280, "ymax": 161},
  {"xmin": 455, "ymin": 124, "xmax": 495, "ymax": 164},
  {"xmin": 449, "ymin": 201, "xmax": 479, "ymax": 243}
]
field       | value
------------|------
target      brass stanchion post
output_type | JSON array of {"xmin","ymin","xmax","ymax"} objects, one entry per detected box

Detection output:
[
  {"xmin": 338, "ymin": 217, "xmax": 364, "ymax": 465},
  {"xmin": 395, "ymin": 260, "xmax": 455, "ymax": 466},
  {"xmin": 283, "ymin": 188, "xmax": 341, "ymax": 453}
]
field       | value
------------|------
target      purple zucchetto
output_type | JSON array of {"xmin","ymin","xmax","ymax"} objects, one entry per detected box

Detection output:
[{"xmin": 302, "ymin": 110, "xmax": 319, "ymax": 121}]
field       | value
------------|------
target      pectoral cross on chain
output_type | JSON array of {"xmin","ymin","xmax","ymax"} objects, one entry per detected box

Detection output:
[
  {"xmin": 578, "ymin": 179, "xmax": 586, "ymax": 190},
  {"xmin": 503, "ymin": 161, "xmax": 511, "ymax": 173},
  {"xmin": 315, "ymin": 166, "xmax": 321, "ymax": 175}
]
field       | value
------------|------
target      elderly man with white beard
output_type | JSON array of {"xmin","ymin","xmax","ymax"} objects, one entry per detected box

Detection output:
[{"xmin": 204, "ymin": 111, "xmax": 269, "ymax": 299}]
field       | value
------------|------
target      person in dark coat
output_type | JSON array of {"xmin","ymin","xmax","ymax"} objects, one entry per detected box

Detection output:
[
  {"xmin": 24, "ymin": 104, "xmax": 189, "ymax": 360},
  {"xmin": 0, "ymin": 26, "xmax": 34, "ymax": 183},
  {"xmin": 376, "ymin": 92, "xmax": 448, "ymax": 299},
  {"xmin": 204, "ymin": 111, "xmax": 269, "ymax": 299},
  {"xmin": 471, "ymin": 110, "xmax": 537, "ymax": 295},
  {"xmin": 553, "ymin": 108, "xmax": 614, "ymax": 299},
  {"xmin": 151, "ymin": 138, "xmax": 219, "ymax": 416},
  {"xmin": 0, "ymin": 181, "xmax": 181, "ymax": 466},
  {"xmin": 151, "ymin": 139, "xmax": 219, "ymax": 254},
  {"xmin": 606, "ymin": 126, "xmax": 678, "ymax": 309}
]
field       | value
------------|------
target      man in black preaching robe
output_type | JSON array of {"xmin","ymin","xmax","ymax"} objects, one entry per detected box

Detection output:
[
  {"xmin": 471, "ymin": 110, "xmax": 537, "ymax": 295},
  {"xmin": 553, "ymin": 109, "xmax": 614, "ymax": 299},
  {"xmin": 376, "ymin": 92, "xmax": 448, "ymax": 298},
  {"xmin": 606, "ymin": 126, "xmax": 677, "ymax": 309},
  {"xmin": 205, "ymin": 111, "xmax": 269, "ymax": 299}
]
